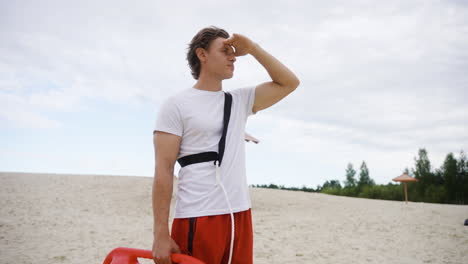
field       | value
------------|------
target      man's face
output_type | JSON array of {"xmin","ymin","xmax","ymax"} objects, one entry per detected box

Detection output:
[{"xmin": 203, "ymin": 37, "xmax": 236, "ymax": 80}]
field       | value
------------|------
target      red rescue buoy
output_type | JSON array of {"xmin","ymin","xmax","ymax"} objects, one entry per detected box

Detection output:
[{"xmin": 103, "ymin": 247, "xmax": 206, "ymax": 264}]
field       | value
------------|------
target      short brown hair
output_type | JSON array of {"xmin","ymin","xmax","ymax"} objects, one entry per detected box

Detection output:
[{"xmin": 187, "ymin": 26, "xmax": 230, "ymax": 80}]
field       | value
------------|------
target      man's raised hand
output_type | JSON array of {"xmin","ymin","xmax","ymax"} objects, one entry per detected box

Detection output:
[{"xmin": 223, "ymin": 33, "xmax": 257, "ymax": 57}]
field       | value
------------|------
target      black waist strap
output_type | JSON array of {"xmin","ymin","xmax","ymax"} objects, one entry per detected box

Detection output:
[
  {"xmin": 177, "ymin": 92, "xmax": 232, "ymax": 168},
  {"xmin": 177, "ymin": 152, "xmax": 218, "ymax": 168}
]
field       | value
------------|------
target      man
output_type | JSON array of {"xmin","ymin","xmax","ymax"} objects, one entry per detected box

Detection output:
[{"xmin": 152, "ymin": 26, "xmax": 299, "ymax": 264}]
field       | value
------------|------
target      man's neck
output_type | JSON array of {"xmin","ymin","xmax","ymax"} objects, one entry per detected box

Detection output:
[{"xmin": 193, "ymin": 74, "xmax": 223, "ymax": 92}]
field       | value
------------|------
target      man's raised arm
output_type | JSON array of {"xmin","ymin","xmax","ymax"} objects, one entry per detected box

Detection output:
[{"xmin": 223, "ymin": 34, "xmax": 300, "ymax": 113}]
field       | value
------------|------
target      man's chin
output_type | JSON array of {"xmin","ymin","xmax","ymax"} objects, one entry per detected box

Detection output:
[{"xmin": 224, "ymin": 73, "xmax": 234, "ymax": 80}]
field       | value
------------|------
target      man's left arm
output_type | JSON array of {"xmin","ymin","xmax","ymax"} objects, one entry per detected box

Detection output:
[
  {"xmin": 249, "ymin": 43, "xmax": 300, "ymax": 113},
  {"xmin": 224, "ymin": 33, "xmax": 300, "ymax": 113}
]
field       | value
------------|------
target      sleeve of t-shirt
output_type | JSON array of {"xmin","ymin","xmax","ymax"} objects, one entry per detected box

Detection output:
[
  {"xmin": 236, "ymin": 86, "xmax": 256, "ymax": 118},
  {"xmin": 153, "ymin": 98, "xmax": 183, "ymax": 137}
]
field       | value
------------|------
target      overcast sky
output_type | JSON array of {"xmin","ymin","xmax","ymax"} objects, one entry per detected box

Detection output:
[{"xmin": 1, "ymin": 0, "xmax": 467, "ymax": 188}]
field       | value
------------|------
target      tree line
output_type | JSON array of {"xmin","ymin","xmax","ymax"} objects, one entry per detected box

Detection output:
[{"xmin": 251, "ymin": 148, "xmax": 468, "ymax": 204}]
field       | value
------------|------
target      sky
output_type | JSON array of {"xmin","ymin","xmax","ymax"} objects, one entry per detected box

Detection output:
[{"xmin": 1, "ymin": 0, "xmax": 467, "ymax": 188}]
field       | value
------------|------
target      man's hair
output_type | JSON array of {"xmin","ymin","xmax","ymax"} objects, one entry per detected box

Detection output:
[{"xmin": 187, "ymin": 26, "xmax": 230, "ymax": 80}]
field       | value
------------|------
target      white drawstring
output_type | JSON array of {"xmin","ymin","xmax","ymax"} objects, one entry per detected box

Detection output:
[{"xmin": 215, "ymin": 162, "xmax": 235, "ymax": 264}]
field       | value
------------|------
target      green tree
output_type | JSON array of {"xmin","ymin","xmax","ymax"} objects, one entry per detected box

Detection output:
[
  {"xmin": 403, "ymin": 167, "xmax": 410, "ymax": 175},
  {"xmin": 344, "ymin": 163, "xmax": 357, "ymax": 188},
  {"xmin": 456, "ymin": 150, "xmax": 467, "ymax": 204},
  {"xmin": 441, "ymin": 153, "xmax": 457, "ymax": 203},
  {"xmin": 321, "ymin": 180, "xmax": 342, "ymax": 195},
  {"xmin": 267, "ymin": 183, "xmax": 279, "ymax": 189},
  {"xmin": 317, "ymin": 148, "xmax": 466, "ymax": 204},
  {"xmin": 433, "ymin": 168, "xmax": 445, "ymax": 185},
  {"xmin": 358, "ymin": 161, "xmax": 375, "ymax": 188},
  {"xmin": 322, "ymin": 180, "xmax": 342, "ymax": 189},
  {"xmin": 412, "ymin": 148, "xmax": 434, "ymax": 199}
]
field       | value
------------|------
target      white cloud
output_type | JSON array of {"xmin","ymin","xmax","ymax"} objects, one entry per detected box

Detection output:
[
  {"xmin": 1, "ymin": 0, "xmax": 467, "ymax": 185},
  {"xmin": 0, "ymin": 93, "xmax": 61, "ymax": 129}
]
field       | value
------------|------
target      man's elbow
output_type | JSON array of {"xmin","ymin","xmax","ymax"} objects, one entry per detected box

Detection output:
[
  {"xmin": 154, "ymin": 164, "xmax": 174, "ymax": 181},
  {"xmin": 285, "ymin": 77, "xmax": 300, "ymax": 92},
  {"xmin": 292, "ymin": 75, "xmax": 300, "ymax": 88}
]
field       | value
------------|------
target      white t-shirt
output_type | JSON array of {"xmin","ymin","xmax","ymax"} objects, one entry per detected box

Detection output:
[{"xmin": 154, "ymin": 86, "xmax": 256, "ymax": 218}]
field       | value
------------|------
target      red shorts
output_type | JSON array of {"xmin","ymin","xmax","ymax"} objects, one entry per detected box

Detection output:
[{"xmin": 171, "ymin": 209, "xmax": 253, "ymax": 264}]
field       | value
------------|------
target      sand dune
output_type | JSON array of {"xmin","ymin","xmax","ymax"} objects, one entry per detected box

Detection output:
[{"xmin": 1, "ymin": 172, "xmax": 467, "ymax": 264}]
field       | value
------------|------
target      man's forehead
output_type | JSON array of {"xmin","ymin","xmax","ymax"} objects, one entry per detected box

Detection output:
[
  {"xmin": 213, "ymin": 37, "xmax": 228, "ymax": 48},
  {"xmin": 208, "ymin": 37, "xmax": 234, "ymax": 52}
]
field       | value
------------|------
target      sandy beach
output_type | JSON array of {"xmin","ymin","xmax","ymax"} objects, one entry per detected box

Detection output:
[{"xmin": 1, "ymin": 172, "xmax": 467, "ymax": 264}]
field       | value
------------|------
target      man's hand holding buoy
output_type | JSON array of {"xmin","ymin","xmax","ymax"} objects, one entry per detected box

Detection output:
[{"xmin": 152, "ymin": 233, "xmax": 181, "ymax": 264}]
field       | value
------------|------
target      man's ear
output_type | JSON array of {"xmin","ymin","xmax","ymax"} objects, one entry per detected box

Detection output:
[{"xmin": 196, "ymin": 47, "xmax": 207, "ymax": 63}]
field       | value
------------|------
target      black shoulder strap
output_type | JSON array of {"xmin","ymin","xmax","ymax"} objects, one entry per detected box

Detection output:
[
  {"xmin": 217, "ymin": 92, "xmax": 232, "ymax": 166},
  {"xmin": 177, "ymin": 92, "xmax": 232, "ymax": 168}
]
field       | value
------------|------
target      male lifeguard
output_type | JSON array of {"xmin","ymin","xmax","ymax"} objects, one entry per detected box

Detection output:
[{"xmin": 152, "ymin": 26, "xmax": 300, "ymax": 264}]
